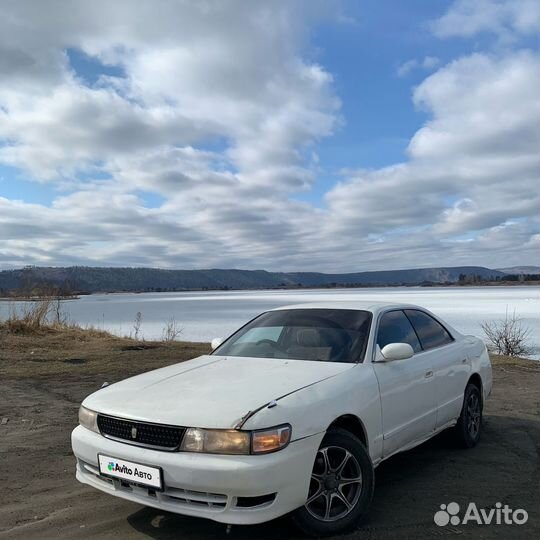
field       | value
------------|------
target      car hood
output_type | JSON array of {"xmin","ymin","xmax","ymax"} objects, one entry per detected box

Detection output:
[{"xmin": 83, "ymin": 355, "xmax": 353, "ymax": 428}]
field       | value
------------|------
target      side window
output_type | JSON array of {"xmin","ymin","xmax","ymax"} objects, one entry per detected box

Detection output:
[
  {"xmin": 404, "ymin": 310, "xmax": 453, "ymax": 350},
  {"xmin": 377, "ymin": 311, "xmax": 422, "ymax": 353}
]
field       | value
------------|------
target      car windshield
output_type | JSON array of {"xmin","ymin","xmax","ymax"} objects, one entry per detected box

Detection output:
[{"xmin": 213, "ymin": 309, "xmax": 372, "ymax": 363}]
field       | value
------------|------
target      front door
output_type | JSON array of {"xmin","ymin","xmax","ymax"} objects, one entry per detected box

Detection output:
[{"xmin": 372, "ymin": 310, "xmax": 437, "ymax": 457}]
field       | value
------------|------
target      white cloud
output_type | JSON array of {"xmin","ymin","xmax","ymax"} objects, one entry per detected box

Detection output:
[
  {"xmin": 0, "ymin": 1, "xmax": 538, "ymax": 271},
  {"xmin": 322, "ymin": 50, "xmax": 539, "ymax": 262},
  {"xmin": 397, "ymin": 56, "xmax": 440, "ymax": 77},
  {"xmin": 0, "ymin": 1, "xmax": 339, "ymax": 184},
  {"xmin": 432, "ymin": 0, "xmax": 540, "ymax": 39}
]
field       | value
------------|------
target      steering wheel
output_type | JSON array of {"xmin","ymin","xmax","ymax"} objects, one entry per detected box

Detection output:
[{"xmin": 256, "ymin": 339, "xmax": 284, "ymax": 351}]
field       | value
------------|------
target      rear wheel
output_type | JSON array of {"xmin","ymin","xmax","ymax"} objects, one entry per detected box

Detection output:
[
  {"xmin": 454, "ymin": 383, "xmax": 482, "ymax": 448},
  {"xmin": 292, "ymin": 428, "xmax": 374, "ymax": 537}
]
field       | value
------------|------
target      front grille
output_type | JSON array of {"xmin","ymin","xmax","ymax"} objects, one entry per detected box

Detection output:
[{"xmin": 97, "ymin": 414, "xmax": 185, "ymax": 451}]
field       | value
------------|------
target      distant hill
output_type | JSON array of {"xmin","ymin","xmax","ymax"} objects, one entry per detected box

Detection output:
[
  {"xmin": 0, "ymin": 265, "xmax": 508, "ymax": 295},
  {"xmin": 496, "ymin": 266, "xmax": 540, "ymax": 275},
  {"xmin": 280, "ymin": 266, "xmax": 504, "ymax": 286}
]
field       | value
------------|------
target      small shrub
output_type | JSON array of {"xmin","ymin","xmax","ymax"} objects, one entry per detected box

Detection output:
[
  {"xmin": 5, "ymin": 297, "xmax": 54, "ymax": 332},
  {"xmin": 52, "ymin": 297, "xmax": 67, "ymax": 325},
  {"xmin": 2, "ymin": 294, "xmax": 70, "ymax": 334},
  {"xmin": 162, "ymin": 316, "xmax": 183, "ymax": 342},
  {"xmin": 132, "ymin": 311, "xmax": 143, "ymax": 340},
  {"xmin": 481, "ymin": 310, "xmax": 531, "ymax": 357}
]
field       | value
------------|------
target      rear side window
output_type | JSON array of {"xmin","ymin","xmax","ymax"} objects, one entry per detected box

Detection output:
[
  {"xmin": 377, "ymin": 310, "xmax": 422, "ymax": 353},
  {"xmin": 404, "ymin": 310, "xmax": 453, "ymax": 350}
]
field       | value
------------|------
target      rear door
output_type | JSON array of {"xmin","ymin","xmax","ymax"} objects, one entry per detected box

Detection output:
[
  {"xmin": 372, "ymin": 310, "xmax": 437, "ymax": 457},
  {"xmin": 404, "ymin": 310, "xmax": 469, "ymax": 428}
]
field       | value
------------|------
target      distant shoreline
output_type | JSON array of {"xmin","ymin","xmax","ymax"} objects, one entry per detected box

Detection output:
[
  {"xmin": 1, "ymin": 280, "xmax": 539, "ymax": 301},
  {"xmin": 2, "ymin": 264, "xmax": 538, "ymax": 298}
]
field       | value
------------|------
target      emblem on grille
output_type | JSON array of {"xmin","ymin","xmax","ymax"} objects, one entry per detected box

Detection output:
[{"xmin": 131, "ymin": 426, "xmax": 137, "ymax": 439}]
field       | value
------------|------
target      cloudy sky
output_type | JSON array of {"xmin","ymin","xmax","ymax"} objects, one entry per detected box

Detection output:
[{"xmin": 0, "ymin": 0, "xmax": 538, "ymax": 272}]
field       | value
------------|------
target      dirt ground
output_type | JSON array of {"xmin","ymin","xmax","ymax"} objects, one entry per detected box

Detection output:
[{"xmin": 0, "ymin": 327, "xmax": 539, "ymax": 540}]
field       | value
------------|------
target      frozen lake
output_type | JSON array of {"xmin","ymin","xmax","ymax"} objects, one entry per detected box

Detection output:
[{"xmin": 2, "ymin": 286, "xmax": 538, "ymax": 358}]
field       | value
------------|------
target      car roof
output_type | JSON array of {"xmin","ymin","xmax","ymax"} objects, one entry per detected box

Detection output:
[{"xmin": 269, "ymin": 301, "xmax": 425, "ymax": 315}]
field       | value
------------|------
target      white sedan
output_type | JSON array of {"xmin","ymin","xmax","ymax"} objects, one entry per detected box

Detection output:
[{"xmin": 72, "ymin": 302, "xmax": 492, "ymax": 536}]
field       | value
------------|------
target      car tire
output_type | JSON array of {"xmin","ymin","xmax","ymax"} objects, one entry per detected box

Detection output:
[
  {"xmin": 291, "ymin": 428, "xmax": 374, "ymax": 537},
  {"xmin": 454, "ymin": 383, "xmax": 483, "ymax": 448}
]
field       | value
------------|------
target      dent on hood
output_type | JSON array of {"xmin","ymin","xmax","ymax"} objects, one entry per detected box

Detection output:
[{"xmin": 232, "ymin": 372, "xmax": 345, "ymax": 429}]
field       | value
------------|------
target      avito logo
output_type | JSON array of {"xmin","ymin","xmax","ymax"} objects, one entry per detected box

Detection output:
[
  {"xmin": 107, "ymin": 462, "xmax": 133, "ymax": 475},
  {"xmin": 434, "ymin": 502, "xmax": 528, "ymax": 526}
]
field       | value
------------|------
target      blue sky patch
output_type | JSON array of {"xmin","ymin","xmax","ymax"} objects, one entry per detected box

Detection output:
[{"xmin": 67, "ymin": 48, "xmax": 125, "ymax": 86}]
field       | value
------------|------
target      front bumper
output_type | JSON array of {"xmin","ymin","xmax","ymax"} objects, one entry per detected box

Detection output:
[{"xmin": 72, "ymin": 425, "xmax": 323, "ymax": 525}]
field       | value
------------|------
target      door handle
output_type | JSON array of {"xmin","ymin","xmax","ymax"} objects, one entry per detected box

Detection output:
[
  {"xmin": 462, "ymin": 358, "xmax": 468, "ymax": 363},
  {"xmin": 425, "ymin": 370, "xmax": 434, "ymax": 378}
]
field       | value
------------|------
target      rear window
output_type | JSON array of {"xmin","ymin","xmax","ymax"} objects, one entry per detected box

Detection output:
[{"xmin": 404, "ymin": 309, "xmax": 453, "ymax": 350}]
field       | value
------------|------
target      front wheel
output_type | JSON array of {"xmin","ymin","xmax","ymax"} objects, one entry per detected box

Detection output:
[{"xmin": 292, "ymin": 428, "xmax": 374, "ymax": 537}]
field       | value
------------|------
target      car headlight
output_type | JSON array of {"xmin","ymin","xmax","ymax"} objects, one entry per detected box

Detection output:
[
  {"xmin": 78, "ymin": 405, "xmax": 99, "ymax": 433},
  {"xmin": 180, "ymin": 424, "xmax": 291, "ymax": 455},
  {"xmin": 181, "ymin": 428, "xmax": 250, "ymax": 454}
]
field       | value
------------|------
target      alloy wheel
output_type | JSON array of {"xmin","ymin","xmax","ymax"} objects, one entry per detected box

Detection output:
[
  {"xmin": 466, "ymin": 392, "xmax": 481, "ymax": 439},
  {"xmin": 305, "ymin": 445, "xmax": 363, "ymax": 522}
]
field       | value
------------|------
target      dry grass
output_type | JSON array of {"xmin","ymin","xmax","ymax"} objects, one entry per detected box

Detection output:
[
  {"xmin": 0, "ymin": 297, "xmax": 209, "ymax": 380},
  {"xmin": 4, "ymin": 300, "xmax": 54, "ymax": 331},
  {"xmin": 0, "ymin": 321, "xmax": 210, "ymax": 379},
  {"xmin": 489, "ymin": 352, "xmax": 539, "ymax": 370}
]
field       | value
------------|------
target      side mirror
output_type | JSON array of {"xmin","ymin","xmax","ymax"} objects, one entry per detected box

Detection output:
[
  {"xmin": 211, "ymin": 337, "xmax": 223, "ymax": 351},
  {"xmin": 380, "ymin": 343, "xmax": 414, "ymax": 361}
]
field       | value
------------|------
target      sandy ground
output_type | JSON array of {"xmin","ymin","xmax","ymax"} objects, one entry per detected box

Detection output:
[{"xmin": 0, "ymin": 329, "xmax": 539, "ymax": 539}]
